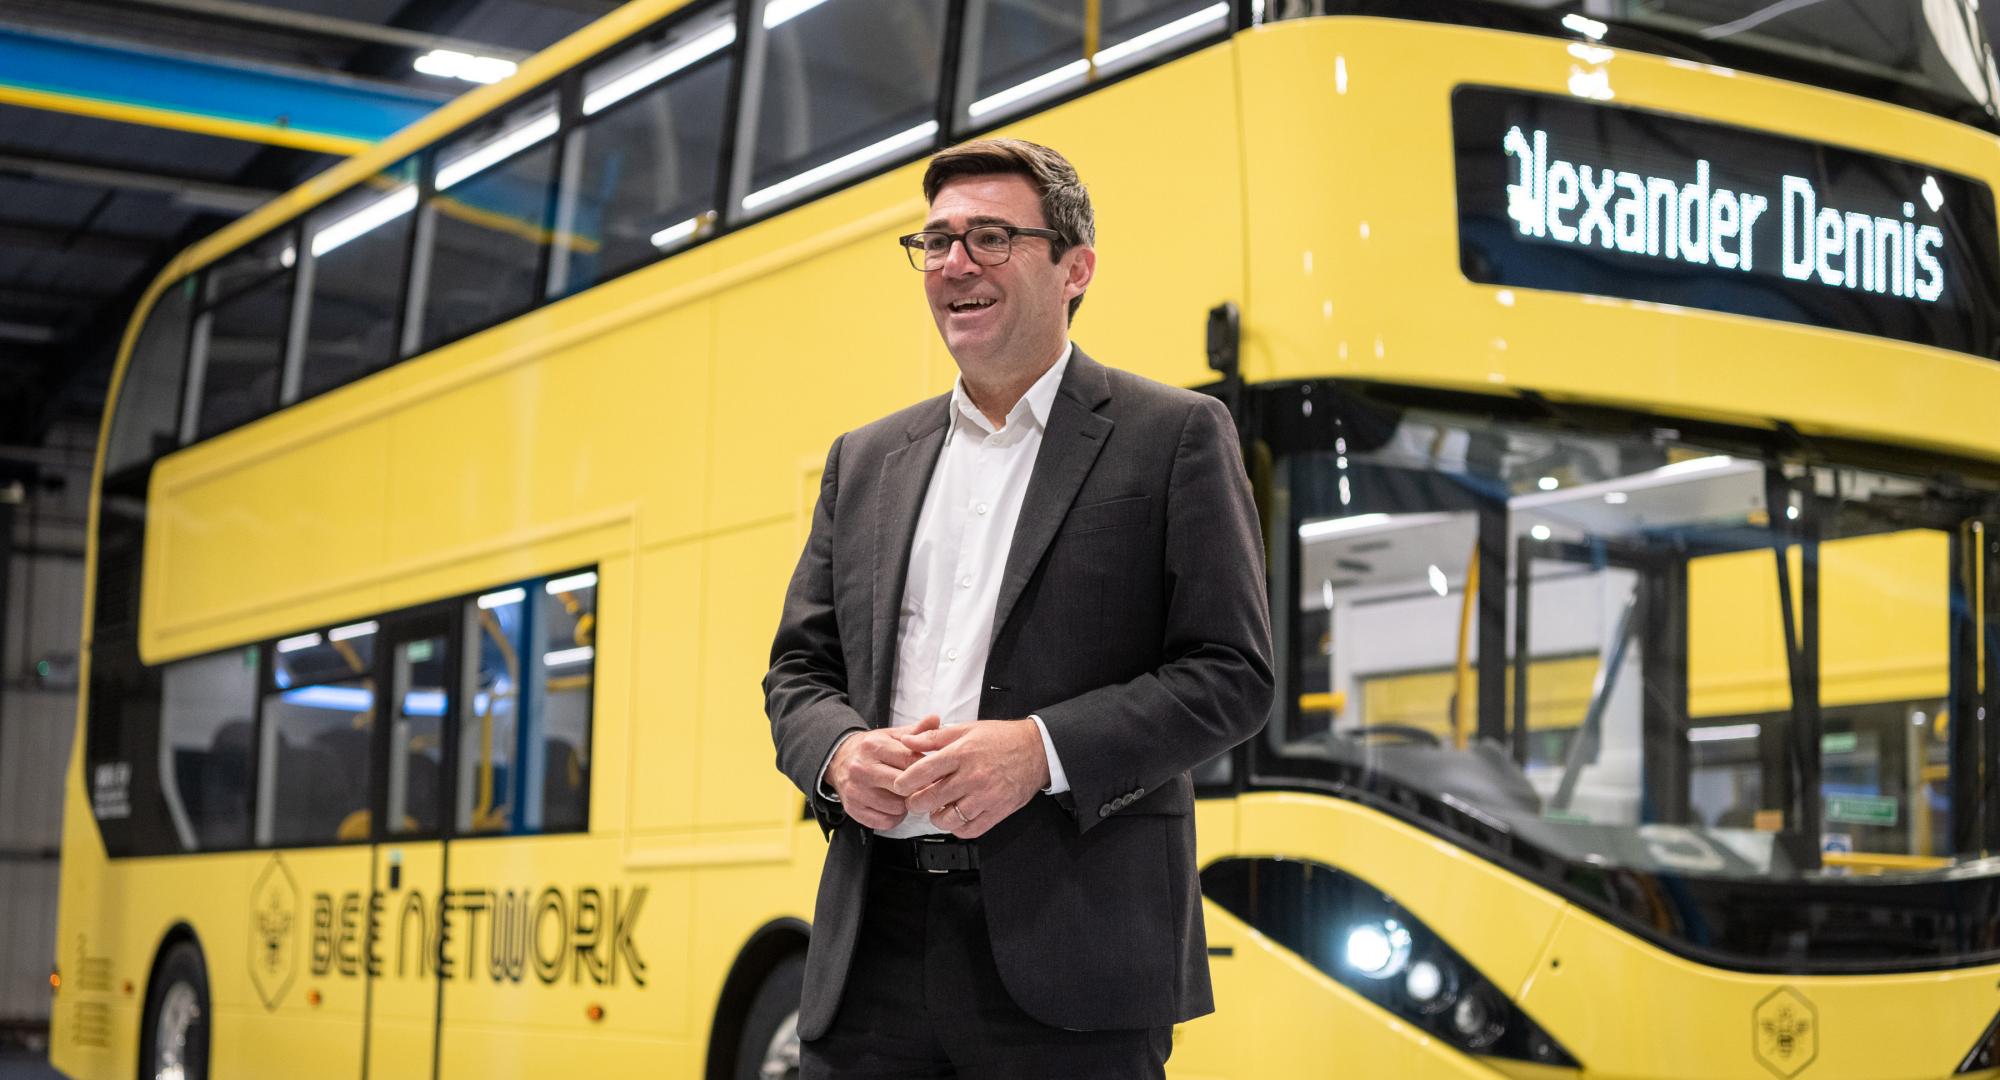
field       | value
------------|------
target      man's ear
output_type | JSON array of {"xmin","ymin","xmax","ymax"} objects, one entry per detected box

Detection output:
[{"xmin": 1063, "ymin": 245, "xmax": 1096, "ymax": 302}]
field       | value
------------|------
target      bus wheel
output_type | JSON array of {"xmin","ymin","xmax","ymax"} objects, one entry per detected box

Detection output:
[
  {"xmin": 735, "ymin": 952, "xmax": 804, "ymax": 1080},
  {"xmin": 140, "ymin": 942, "xmax": 210, "ymax": 1080}
]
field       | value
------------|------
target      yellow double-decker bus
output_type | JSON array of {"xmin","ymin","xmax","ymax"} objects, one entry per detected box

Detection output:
[{"xmin": 49, "ymin": 0, "xmax": 2000, "ymax": 1077}]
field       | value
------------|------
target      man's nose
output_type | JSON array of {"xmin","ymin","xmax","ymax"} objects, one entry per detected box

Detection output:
[{"xmin": 940, "ymin": 237, "xmax": 982, "ymax": 276}]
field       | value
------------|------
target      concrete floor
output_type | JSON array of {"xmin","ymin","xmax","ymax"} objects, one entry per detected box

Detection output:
[{"xmin": 0, "ymin": 1049, "xmax": 61, "ymax": 1079}]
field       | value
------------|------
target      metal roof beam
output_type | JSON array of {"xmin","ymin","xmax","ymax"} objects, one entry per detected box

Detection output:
[
  {"xmin": 0, "ymin": 320, "xmax": 61, "ymax": 345},
  {"xmin": 0, "ymin": 219, "xmax": 161, "ymax": 260},
  {"xmin": 101, "ymin": 0, "xmax": 530, "ymax": 61},
  {"xmin": 0, "ymin": 283, "xmax": 118, "ymax": 304},
  {"xmin": 498, "ymin": 0, "xmax": 621, "ymax": 14},
  {"xmin": 0, "ymin": 150, "xmax": 273, "ymax": 214},
  {"xmin": 0, "ymin": 25, "xmax": 447, "ymax": 154}
]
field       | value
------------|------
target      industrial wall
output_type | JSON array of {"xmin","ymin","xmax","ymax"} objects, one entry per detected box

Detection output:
[{"xmin": 0, "ymin": 423, "xmax": 91, "ymax": 1033}]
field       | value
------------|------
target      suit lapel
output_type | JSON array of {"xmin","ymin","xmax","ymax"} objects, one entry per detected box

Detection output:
[
  {"xmin": 989, "ymin": 351, "xmax": 1114, "ymax": 645},
  {"xmin": 870, "ymin": 403, "xmax": 949, "ymax": 724}
]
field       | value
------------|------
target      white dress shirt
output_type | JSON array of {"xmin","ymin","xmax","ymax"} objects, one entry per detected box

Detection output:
[{"xmin": 821, "ymin": 345, "xmax": 1074, "ymax": 838}]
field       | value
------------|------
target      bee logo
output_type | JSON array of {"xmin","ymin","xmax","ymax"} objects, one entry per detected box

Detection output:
[
  {"xmin": 1754, "ymin": 986, "xmax": 1819, "ymax": 1077},
  {"xmin": 248, "ymin": 855, "xmax": 300, "ymax": 1011}
]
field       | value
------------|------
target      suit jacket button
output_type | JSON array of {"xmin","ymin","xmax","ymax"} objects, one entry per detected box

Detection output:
[
  {"xmin": 1099, "ymin": 805, "xmax": 1113, "ymax": 818},
  {"xmin": 1133, "ymin": 788, "xmax": 1145, "ymax": 798}
]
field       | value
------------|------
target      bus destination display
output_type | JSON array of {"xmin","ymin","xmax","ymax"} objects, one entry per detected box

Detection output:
[{"xmin": 1454, "ymin": 86, "xmax": 2000, "ymax": 359}]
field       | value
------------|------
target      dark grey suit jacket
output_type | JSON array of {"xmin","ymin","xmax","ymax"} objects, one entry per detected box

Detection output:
[{"xmin": 764, "ymin": 348, "xmax": 1273, "ymax": 1037}]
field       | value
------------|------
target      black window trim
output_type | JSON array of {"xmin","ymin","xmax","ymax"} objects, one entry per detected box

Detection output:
[
  {"xmin": 553, "ymin": 6, "xmax": 740, "ymax": 295},
  {"xmin": 278, "ymin": 229, "xmax": 313, "ymax": 405},
  {"xmin": 410, "ymin": 89, "xmax": 567, "ymax": 358},
  {"xmin": 253, "ymin": 619, "xmax": 377, "ymax": 851},
  {"xmin": 101, "ymin": 275, "xmax": 199, "ymax": 483},
  {"xmin": 198, "ymin": 227, "xmax": 297, "ymax": 312},
  {"xmin": 288, "ymin": 157, "xmax": 424, "ymax": 406},
  {"xmin": 185, "ymin": 223, "xmax": 301, "ymax": 445},
  {"xmin": 373, "ymin": 609, "xmax": 459, "ymax": 846},
  {"xmin": 105, "ymin": 563, "xmax": 599, "ymax": 859}
]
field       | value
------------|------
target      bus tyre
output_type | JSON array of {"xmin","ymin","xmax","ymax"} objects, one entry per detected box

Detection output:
[
  {"xmin": 736, "ymin": 952, "xmax": 805, "ymax": 1080},
  {"xmin": 140, "ymin": 942, "xmax": 210, "ymax": 1080}
]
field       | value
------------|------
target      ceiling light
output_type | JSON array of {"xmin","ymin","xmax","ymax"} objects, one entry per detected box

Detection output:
[
  {"xmin": 1652, "ymin": 455, "xmax": 1736, "ymax": 478},
  {"xmin": 437, "ymin": 112, "xmax": 559, "ymax": 190},
  {"xmin": 546, "ymin": 571, "xmax": 599, "ymax": 594},
  {"xmin": 1690, "ymin": 722, "xmax": 1761, "ymax": 742},
  {"xmin": 582, "ymin": 22, "xmax": 735, "ymax": 115},
  {"xmin": 965, "ymin": 3, "xmax": 1225, "ymax": 119},
  {"xmin": 414, "ymin": 48, "xmax": 518, "ymax": 85},
  {"xmin": 328, "ymin": 620, "xmax": 378, "ymax": 642},
  {"xmin": 312, "ymin": 186, "xmax": 417, "ymax": 257},
  {"xmin": 762, "ymin": 0, "xmax": 831, "ymax": 29},
  {"xmin": 1298, "ymin": 513, "xmax": 1390, "ymax": 540},
  {"xmin": 649, "ymin": 217, "xmax": 701, "ymax": 249},
  {"xmin": 1561, "ymin": 12, "xmax": 1608, "ymax": 40},
  {"xmin": 741, "ymin": 121, "xmax": 936, "ymax": 212},
  {"xmin": 277, "ymin": 632, "xmax": 323, "ymax": 654}
]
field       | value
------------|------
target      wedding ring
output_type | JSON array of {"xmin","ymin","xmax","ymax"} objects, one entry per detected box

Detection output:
[{"xmin": 951, "ymin": 803, "xmax": 974, "ymax": 826}]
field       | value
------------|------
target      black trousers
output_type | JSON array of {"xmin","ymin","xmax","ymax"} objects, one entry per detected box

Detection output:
[{"xmin": 801, "ymin": 851, "xmax": 1172, "ymax": 1079}]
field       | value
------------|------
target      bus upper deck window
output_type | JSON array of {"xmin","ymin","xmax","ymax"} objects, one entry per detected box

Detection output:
[
  {"xmin": 736, "ymin": 0, "xmax": 948, "ymax": 215},
  {"xmin": 415, "ymin": 95, "xmax": 562, "ymax": 353},
  {"xmin": 561, "ymin": 2, "xmax": 735, "ymax": 294},
  {"xmin": 191, "ymin": 230, "xmax": 297, "ymax": 441}
]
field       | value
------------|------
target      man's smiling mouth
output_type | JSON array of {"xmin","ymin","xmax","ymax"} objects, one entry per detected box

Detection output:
[{"xmin": 948, "ymin": 297, "xmax": 998, "ymax": 313}]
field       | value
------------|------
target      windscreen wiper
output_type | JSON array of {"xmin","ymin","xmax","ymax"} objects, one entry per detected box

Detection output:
[
  {"xmin": 1550, "ymin": 589, "xmax": 1639, "ymax": 812},
  {"xmin": 1764, "ymin": 464, "xmax": 1823, "ymax": 863}
]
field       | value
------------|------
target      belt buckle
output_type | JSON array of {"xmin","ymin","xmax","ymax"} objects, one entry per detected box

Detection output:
[{"xmin": 915, "ymin": 835, "xmax": 953, "ymax": 874}]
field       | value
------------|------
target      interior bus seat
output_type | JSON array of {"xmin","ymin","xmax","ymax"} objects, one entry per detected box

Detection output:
[
  {"xmin": 304, "ymin": 722, "xmax": 373, "ymax": 840},
  {"xmin": 542, "ymin": 737, "xmax": 587, "ymax": 833},
  {"xmin": 195, "ymin": 719, "xmax": 252, "ymax": 847},
  {"xmin": 268, "ymin": 741, "xmax": 359, "ymax": 842},
  {"xmin": 400, "ymin": 743, "xmax": 442, "ymax": 833}
]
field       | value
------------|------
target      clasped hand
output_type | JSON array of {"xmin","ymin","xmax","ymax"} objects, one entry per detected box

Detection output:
[{"xmin": 825, "ymin": 714, "xmax": 1049, "ymax": 838}]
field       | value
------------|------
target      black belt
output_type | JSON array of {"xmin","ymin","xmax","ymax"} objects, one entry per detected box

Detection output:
[{"xmin": 872, "ymin": 834, "xmax": 980, "ymax": 873}]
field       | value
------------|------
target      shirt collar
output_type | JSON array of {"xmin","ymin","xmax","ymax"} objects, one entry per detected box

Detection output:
[{"xmin": 948, "ymin": 342, "xmax": 1072, "ymax": 440}]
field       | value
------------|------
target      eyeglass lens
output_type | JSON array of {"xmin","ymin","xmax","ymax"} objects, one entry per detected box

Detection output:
[{"xmin": 912, "ymin": 226, "xmax": 1016, "ymax": 270}]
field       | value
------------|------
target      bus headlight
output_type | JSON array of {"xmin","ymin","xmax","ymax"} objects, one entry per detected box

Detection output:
[
  {"xmin": 1343, "ymin": 919, "xmax": 1411, "ymax": 979},
  {"xmin": 1404, "ymin": 957, "xmax": 1455, "ymax": 1014},
  {"xmin": 1203, "ymin": 857, "xmax": 1580, "ymax": 1069},
  {"xmin": 1451, "ymin": 988, "xmax": 1505, "ymax": 1050}
]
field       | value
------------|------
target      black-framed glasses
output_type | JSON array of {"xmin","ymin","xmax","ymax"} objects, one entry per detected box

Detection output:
[{"xmin": 898, "ymin": 225, "xmax": 1065, "ymax": 271}]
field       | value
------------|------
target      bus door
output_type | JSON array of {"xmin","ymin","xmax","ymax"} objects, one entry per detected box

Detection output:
[{"xmin": 365, "ymin": 613, "xmax": 457, "ymax": 1079}]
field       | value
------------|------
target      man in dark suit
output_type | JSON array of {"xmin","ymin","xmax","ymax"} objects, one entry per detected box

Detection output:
[{"xmin": 765, "ymin": 138, "xmax": 1272, "ymax": 1079}]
